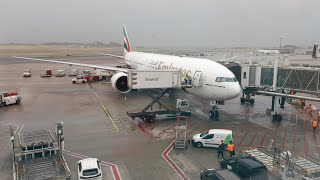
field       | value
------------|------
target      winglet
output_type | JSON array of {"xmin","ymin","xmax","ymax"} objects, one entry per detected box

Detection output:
[{"xmin": 123, "ymin": 24, "xmax": 131, "ymax": 54}]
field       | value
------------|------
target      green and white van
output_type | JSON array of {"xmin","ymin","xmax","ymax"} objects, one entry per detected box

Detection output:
[{"xmin": 192, "ymin": 129, "xmax": 233, "ymax": 148}]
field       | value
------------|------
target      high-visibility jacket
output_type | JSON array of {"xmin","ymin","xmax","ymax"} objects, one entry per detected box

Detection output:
[
  {"xmin": 313, "ymin": 120, "xmax": 318, "ymax": 128},
  {"xmin": 227, "ymin": 144, "xmax": 234, "ymax": 152}
]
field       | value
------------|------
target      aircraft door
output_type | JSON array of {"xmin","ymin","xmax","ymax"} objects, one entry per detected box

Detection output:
[
  {"xmin": 172, "ymin": 73, "xmax": 179, "ymax": 87},
  {"xmin": 192, "ymin": 71, "xmax": 202, "ymax": 87}
]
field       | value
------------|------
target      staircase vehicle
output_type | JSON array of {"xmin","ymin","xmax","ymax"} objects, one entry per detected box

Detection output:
[{"xmin": 174, "ymin": 116, "xmax": 188, "ymax": 149}]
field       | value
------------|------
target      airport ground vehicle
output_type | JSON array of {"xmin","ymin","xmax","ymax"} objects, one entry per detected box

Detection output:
[
  {"xmin": 82, "ymin": 70, "xmax": 91, "ymax": 76},
  {"xmin": 200, "ymin": 169, "xmax": 240, "ymax": 180},
  {"xmin": 127, "ymin": 98, "xmax": 191, "ymax": 122},
  {"xmin": 192, "ymin": 129, "xmax": 232, "ymax": 148},
  {"xmin": 23, "ymin": 70, "xmax": 31, "ymax": 77},
  {"xmin": 72, "ymin": 74, "xmax": 104, "ymax": 84},
  {"xmin": 220, "ymin": 156, "xmax": 268, "ymax": 180},
  {"xmin": 69, "ymin": 69, "xmax": 78, "ymax": 76},
  {"xmin": 41, "ymin": 69, "xmax": 52, "ymax": 77},
  {"xmin": 55, "ymin": 69, "xmax": 66, "ymax": 77},
  {"xmin": 72, "ymin": 75, "xmax": 88, "ymax": 84},
  {"xmin": 77, "ymin": 158, "xmax": 102, "ymax": 180},
  {"xmin": 0, "ymin": 91, "xmax": 21, "ymax": 107},
  {"xmin": 94, "ymin": 69, "xmax": 112, "ymax": 81}
]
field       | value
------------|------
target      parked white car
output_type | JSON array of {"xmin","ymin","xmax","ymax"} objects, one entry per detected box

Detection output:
[{"xmin": 77, "ymin": 158, "xmax": 102, "ymax": 180}]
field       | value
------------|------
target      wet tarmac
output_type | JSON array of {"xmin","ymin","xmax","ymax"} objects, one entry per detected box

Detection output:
[{"xmin": 0, "ymin": 55, "xmax": 319, "ymax": 180}]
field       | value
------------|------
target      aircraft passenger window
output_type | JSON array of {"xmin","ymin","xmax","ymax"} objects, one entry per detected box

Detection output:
[{"xmin": 243, "ymin": 72, "xmax": 247, "ymax": 79}]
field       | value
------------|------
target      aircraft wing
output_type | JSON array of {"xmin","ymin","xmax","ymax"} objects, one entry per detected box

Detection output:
[
  {"xmin": 95, "ymin": 53, "xmax": 124, "ymax": 59},
  {"xmin": 13, "ymin": 56, "xmax": 128, "ymax": 73}
]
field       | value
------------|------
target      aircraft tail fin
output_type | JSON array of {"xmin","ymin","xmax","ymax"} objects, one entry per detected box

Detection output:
[{"xmin": 123, "ymin": 24, "xmax": 131, "ymax": 54}]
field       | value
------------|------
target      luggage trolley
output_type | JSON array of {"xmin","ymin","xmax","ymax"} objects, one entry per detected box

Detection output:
[{"xmin": 174, "ymin": 116, "xmax": 188, "ymax": 149}]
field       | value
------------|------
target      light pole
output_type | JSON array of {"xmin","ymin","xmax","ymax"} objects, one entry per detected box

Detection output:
[{"xmin": 11, "ymin": 136, "xmax": 15, "ymax": 162}]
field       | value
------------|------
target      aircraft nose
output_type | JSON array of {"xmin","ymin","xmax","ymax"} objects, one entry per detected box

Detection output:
[{"xmin": 227, "ymin": 83, "xmax": 241, "ymax": 99}]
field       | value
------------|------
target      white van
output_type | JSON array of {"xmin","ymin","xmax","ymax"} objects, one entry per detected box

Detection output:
[{"xmin": 192, "ymin": 129, "xmax": 233, "ymax": 148}]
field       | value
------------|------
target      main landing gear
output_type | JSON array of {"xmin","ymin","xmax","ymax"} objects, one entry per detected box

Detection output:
[{"xmin": 208, "ymin": 101, "xmax": 220, "ymax": 119}]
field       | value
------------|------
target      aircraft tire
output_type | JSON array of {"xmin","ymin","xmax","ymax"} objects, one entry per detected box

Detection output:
[
  {"xmin": 240, "ymin": 97, "xmax": 245, "ymax": 104},
  {"xmin": 214, "ymin": 110, "xmax": 219, "ymax": 118},
  {"xmin": 209, "ymin": 110, "xmax": 215, "ymax": 119}
]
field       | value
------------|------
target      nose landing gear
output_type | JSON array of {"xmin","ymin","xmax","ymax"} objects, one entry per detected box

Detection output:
[{"xmin": 208, "ymin": 103, "xmax": 220, "ymax": 119}]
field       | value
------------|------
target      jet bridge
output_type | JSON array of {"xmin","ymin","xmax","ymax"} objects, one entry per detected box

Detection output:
[{"xmin": 240, "ymin": 64, "xmax": 320, "ymax": 94}]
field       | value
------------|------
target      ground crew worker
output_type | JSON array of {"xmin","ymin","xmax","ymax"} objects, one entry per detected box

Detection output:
[
  {"xmin": 217, "ymin": 140, "xmax": 225, "ymax": 158},
  {"xmin": 301, "ymin": 99, "xmax": 305, "ymax": 108},
  {"xmin": 227, "ymin": 141, "xmax": 235, "ymax": 157},
  {"xmin": 186, "ymin": 74, "xmax": 192, "ymax": 85},
  {"xmin": 313, "ymin": 119, "xmax": 319, "ymax": 134},
  {"xmin": 183, "ymin": 75, "xmax": 188, "ymax": 85}
]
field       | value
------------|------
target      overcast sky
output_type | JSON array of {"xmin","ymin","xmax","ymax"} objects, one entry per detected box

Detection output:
[{"xmin": 0, "ymin": 0, "xmax": 318, "ymax": 48}]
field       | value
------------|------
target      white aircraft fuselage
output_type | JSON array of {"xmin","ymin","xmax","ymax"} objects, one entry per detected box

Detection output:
[{"xmin": 124, "ymin": 52, "xmax": 241, "ymax": 101}]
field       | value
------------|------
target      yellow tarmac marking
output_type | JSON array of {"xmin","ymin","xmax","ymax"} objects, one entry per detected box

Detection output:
[{"xmin": 88, "ymin": 83, "xmax": 119, "ymax": 132}]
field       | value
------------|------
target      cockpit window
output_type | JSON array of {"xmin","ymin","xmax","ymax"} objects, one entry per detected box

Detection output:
[
  {"xmin": 226, "ymin": 78, "xmax": 233, "ymax": 82},
  {"xmin": 215, "ymin": 77, "xmax": 237, "ymax": 82},
  {"xmin": 233, "ymin": 77, "xmax": 238, "ymax": 82}
]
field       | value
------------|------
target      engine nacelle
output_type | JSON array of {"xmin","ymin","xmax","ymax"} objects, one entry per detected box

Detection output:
[{"xmin": 111, "ymin": 72, "xmax": 131, "ymax": 93}]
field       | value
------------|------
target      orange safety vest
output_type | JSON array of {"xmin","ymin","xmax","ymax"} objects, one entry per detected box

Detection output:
[
  {"xmin": 227, "ymin": 144, "xmax": 234, "ymax": 152},
  {"xmin": 313, "ymin": 120, "xmax": 318, "ymax": 128}
]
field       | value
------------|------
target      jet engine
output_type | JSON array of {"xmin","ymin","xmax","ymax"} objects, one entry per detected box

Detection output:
[{"xmin": 111, "ymin": 72, "xmax": 131, "ymax": 93}]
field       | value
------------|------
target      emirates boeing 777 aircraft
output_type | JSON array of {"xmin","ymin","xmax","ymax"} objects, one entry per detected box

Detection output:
[{"xmin": 14, "ymin": 25, "xmax": 241, "ymax": 118}]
